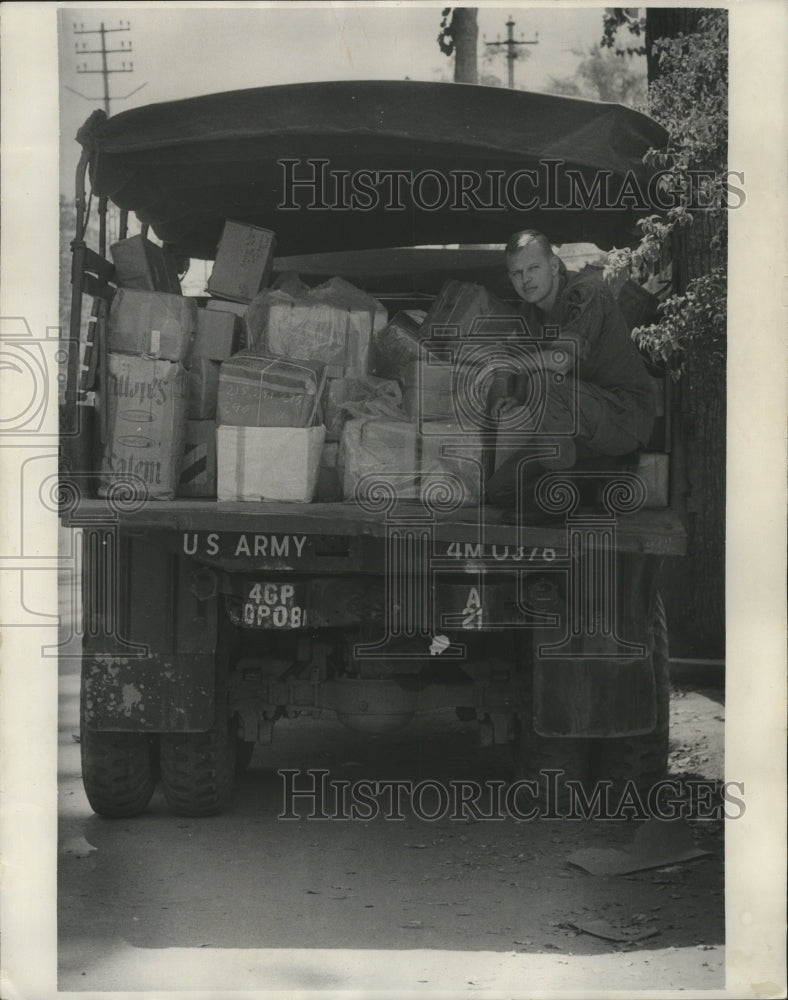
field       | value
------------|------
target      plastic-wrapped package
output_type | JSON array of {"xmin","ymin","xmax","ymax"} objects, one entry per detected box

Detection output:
[
  {"xmin": 339, "ymin": 418, "xmax": 419, "ymax": 501},
  {"xmin": 217, "ymin": 351, "xmax": 325, "ymax": 427},
  {"xmin": 372, "ymin": 310, "xmax": 427, "ymax": 380},
  {"xmin": 323, "ymin": 374, "xmax": 403, "ymax": 441},
  {"xmin": 245, "ymin": 275, "xmax": 387, "ymax": 378},
  {"xmin": 419, "ymin": 280, "xmax": 513, "ymax": 341}
]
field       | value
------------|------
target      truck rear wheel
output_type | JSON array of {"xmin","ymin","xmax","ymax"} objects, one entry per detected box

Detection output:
[
  {"xmin": 159, "ymin": 713, "xmax": 236, "ymax": 817},
  {"xmin": 80, "ymin": 729, "xmax": 158, "ymax": 818},
  {"xmin": 591, "ymin": 593, "xmax": 670, "ymax": 794},
  {"xmin": 512, "ymin": 714, "xmax": 590, "ymax": 811}
]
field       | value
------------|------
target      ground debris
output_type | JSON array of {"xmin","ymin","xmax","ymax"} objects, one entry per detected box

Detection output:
[
  {"xmin": 567, "ymin": 820, "xmax": 711, "ymax": 876},
  {"xmin": 566, "ymin": 917, "xmax": 661, "ymax": 944}
]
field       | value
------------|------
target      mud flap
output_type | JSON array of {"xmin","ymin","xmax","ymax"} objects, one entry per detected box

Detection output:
[
  {"xmin": 531, "ymin": 553, "xmax": 662, "ymax": 737},
  {"xmin": 81, "ymin": 531, "xmax": 219, "ymax": 732},
  {"xmin": 532, "ymin": 655, "xmax": 656, "ymax": 737}
]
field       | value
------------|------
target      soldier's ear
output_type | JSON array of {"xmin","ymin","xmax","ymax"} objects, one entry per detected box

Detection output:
[{"xmin": 550, "ymin": 254, "xmax": 560, "ymax": 276}]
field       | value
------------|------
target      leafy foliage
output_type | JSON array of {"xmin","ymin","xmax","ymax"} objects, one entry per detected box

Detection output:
[
  {"xmin": 604, "ymin": 11, "xmax": 728, "ymax": 377},
  {"xmin": 630, "ymin": 265, "xmax": 726, "ymax": 380},
  {"xmin": 437, "ymin": 8, "xmax": 456, "ymax": 56},
  {"xmin": 601, "ymin": 7, "xmax": 646, "ymax": 56},
  {"xmin": 548, "ymin": 46, "xmax": 646, "ymax": 108}
]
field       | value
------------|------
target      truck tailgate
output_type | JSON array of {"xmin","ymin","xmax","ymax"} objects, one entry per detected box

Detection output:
[{"xmin": 63, "ymin": 499, "xmax": 686, "ymax": 556}]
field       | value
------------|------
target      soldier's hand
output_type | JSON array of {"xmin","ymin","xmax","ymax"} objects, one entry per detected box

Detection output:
[{"xmin": 490, "ymin": 396, "xmax": 520, "ymax": 418}]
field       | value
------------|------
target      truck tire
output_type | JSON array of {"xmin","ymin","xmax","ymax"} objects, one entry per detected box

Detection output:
[
  {"xmin": 159, "ymin": 713, "xmax": 235, "ymax": 817},
  {"xmin": 591, "ymin": 593, "xmax": 670, "ymax": 794},
  {"xmin": 512, "ymin": 714, "xmax": 590, "ymax": 812},
  {"xmin": 80, "ymin": 729, "xmax": 157, "ymax": 818}
]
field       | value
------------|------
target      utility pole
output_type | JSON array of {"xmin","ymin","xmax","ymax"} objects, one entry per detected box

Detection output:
[
  {"xmin": 66, "ymin": 20, "xmax": 147, "ymax": 246},
  {"xmin": 68, "ymin": 20, "xmax": 147, "ymax": 116},
  {"xmin": 484, "ymin": 17, "xmax": 539, "ymax": 89}
]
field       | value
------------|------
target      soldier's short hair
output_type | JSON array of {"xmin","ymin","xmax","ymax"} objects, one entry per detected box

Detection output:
[{"xmin": 504, "ymin": 230, "xmax": 554, "ymax": 259}]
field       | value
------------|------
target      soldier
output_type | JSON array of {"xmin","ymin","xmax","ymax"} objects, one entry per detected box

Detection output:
[{"xmin": 486, "ymin": 229, "xmax": 655, "ymax": 522}]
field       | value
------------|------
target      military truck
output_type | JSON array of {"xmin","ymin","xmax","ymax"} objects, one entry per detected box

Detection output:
[{"xmin": 61, "ymin": 81, "xmax": 684, "ymax": 817}]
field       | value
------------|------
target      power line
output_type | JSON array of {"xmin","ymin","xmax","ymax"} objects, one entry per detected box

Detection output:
[
  {"xmin": 484, "ymin": 17, "xmax": 539, "ymax": 90},
  {"xmin": 67, "ymin": 19, "xmax": 147, "ymax": 116}
]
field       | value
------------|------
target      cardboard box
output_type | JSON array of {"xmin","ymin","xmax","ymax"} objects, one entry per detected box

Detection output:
[
  {"xmin": 179, "ymin": 420, "xmax": 217, "ymax": 497},
  {"xmin": 206, "ymin": 298, "xmax": 248, "ymax": 319},
  {"xmin": 207, "ymin": 221, "xmax": 276, "ymax": 303},
  {"xmin": 217, "ymin": 425, "xmax": 325, "ymax": 502},
  {"xmin": 98, "ymin": 353, "xmax": 188, "ymax": 500},
  {"xmin": 188, "ymin": 358, "xmax": 220, "ymax": 420},
  {"xmin": 339, "ymin": 418, "xmax": 419, "ymax": 501},
  {"xmin": 420, "ymin": 422, "xmax": 484, "ymax": 504},
  {"xmin": 217, "ymin": 352, "xmax": 326, "ymax": 427},
  {"xmin": 107, "ymin": 289, "xmax": 197, "ymax": 363},
  {"xmin": 110, "ymin": 234, "xmax": 182, "ymax": 294},
  {"xmin": 194, "ymin": 307, "xmax": 241, "ymax": 360}
]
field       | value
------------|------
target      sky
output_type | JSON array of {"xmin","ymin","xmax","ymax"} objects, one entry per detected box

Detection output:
[{"xmin": 57, "ymin": 4, "xmax": 621, "ymax": 196}]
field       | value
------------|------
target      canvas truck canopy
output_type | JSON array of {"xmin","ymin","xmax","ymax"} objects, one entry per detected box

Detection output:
[{"xmin": 77, "ymin": 80, "xmax": 668, "ymax": 260}]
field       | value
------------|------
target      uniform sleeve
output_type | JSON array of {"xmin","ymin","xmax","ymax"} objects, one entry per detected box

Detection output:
[{"xmin": 557, "ymin": 279, "xmax": 608, "ymax": 366}]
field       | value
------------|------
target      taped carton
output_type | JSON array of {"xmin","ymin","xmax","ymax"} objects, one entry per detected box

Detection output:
[{"xmin": 217, "ymin": 352, "xmax": 326, "ymax": 427}]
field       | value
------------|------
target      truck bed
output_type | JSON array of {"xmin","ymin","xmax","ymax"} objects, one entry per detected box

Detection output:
[{"xmin": 64, "ymin": 499, "xmax": 686, "ymax": 556}]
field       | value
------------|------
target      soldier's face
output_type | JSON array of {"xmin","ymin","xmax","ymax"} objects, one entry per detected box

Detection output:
[{"xmin": 507, "ymin": 245, "xmax": 559, "ymax": 307}]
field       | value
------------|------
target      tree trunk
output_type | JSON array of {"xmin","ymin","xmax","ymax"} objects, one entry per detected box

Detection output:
[
  {"xmin": 645, "ymin": 8, "xmax": 705, "ymax": 80},
  {"xmin": 646, "ymin": 8, "xmax": 726, "ymax": 658},
  {"xmin": 451, "ymin": 8, "xmax": 478, "ymax": 84}
]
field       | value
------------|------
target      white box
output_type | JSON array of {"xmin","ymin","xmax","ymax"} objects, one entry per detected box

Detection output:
[{"xmin": 217, "ymin": 425, "xmax": 326, "ymax": 502}]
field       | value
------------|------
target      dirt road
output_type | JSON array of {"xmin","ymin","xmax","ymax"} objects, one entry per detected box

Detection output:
[{"xmin": 58, "ymin": 655, "xmax": 725, "ymax": 993}]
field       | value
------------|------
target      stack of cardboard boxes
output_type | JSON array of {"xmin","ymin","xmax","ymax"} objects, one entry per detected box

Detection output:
[
  {"xmin": 98, "ymin": 231, "xmax": 667, "ymax": 510},
  {"xmin": 98, "ymin": 225, "xmax": 259, "ymax": 500},
  {"xmin": 337, "ymin": 280, "xmax": 511, "ymax": 505}
]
